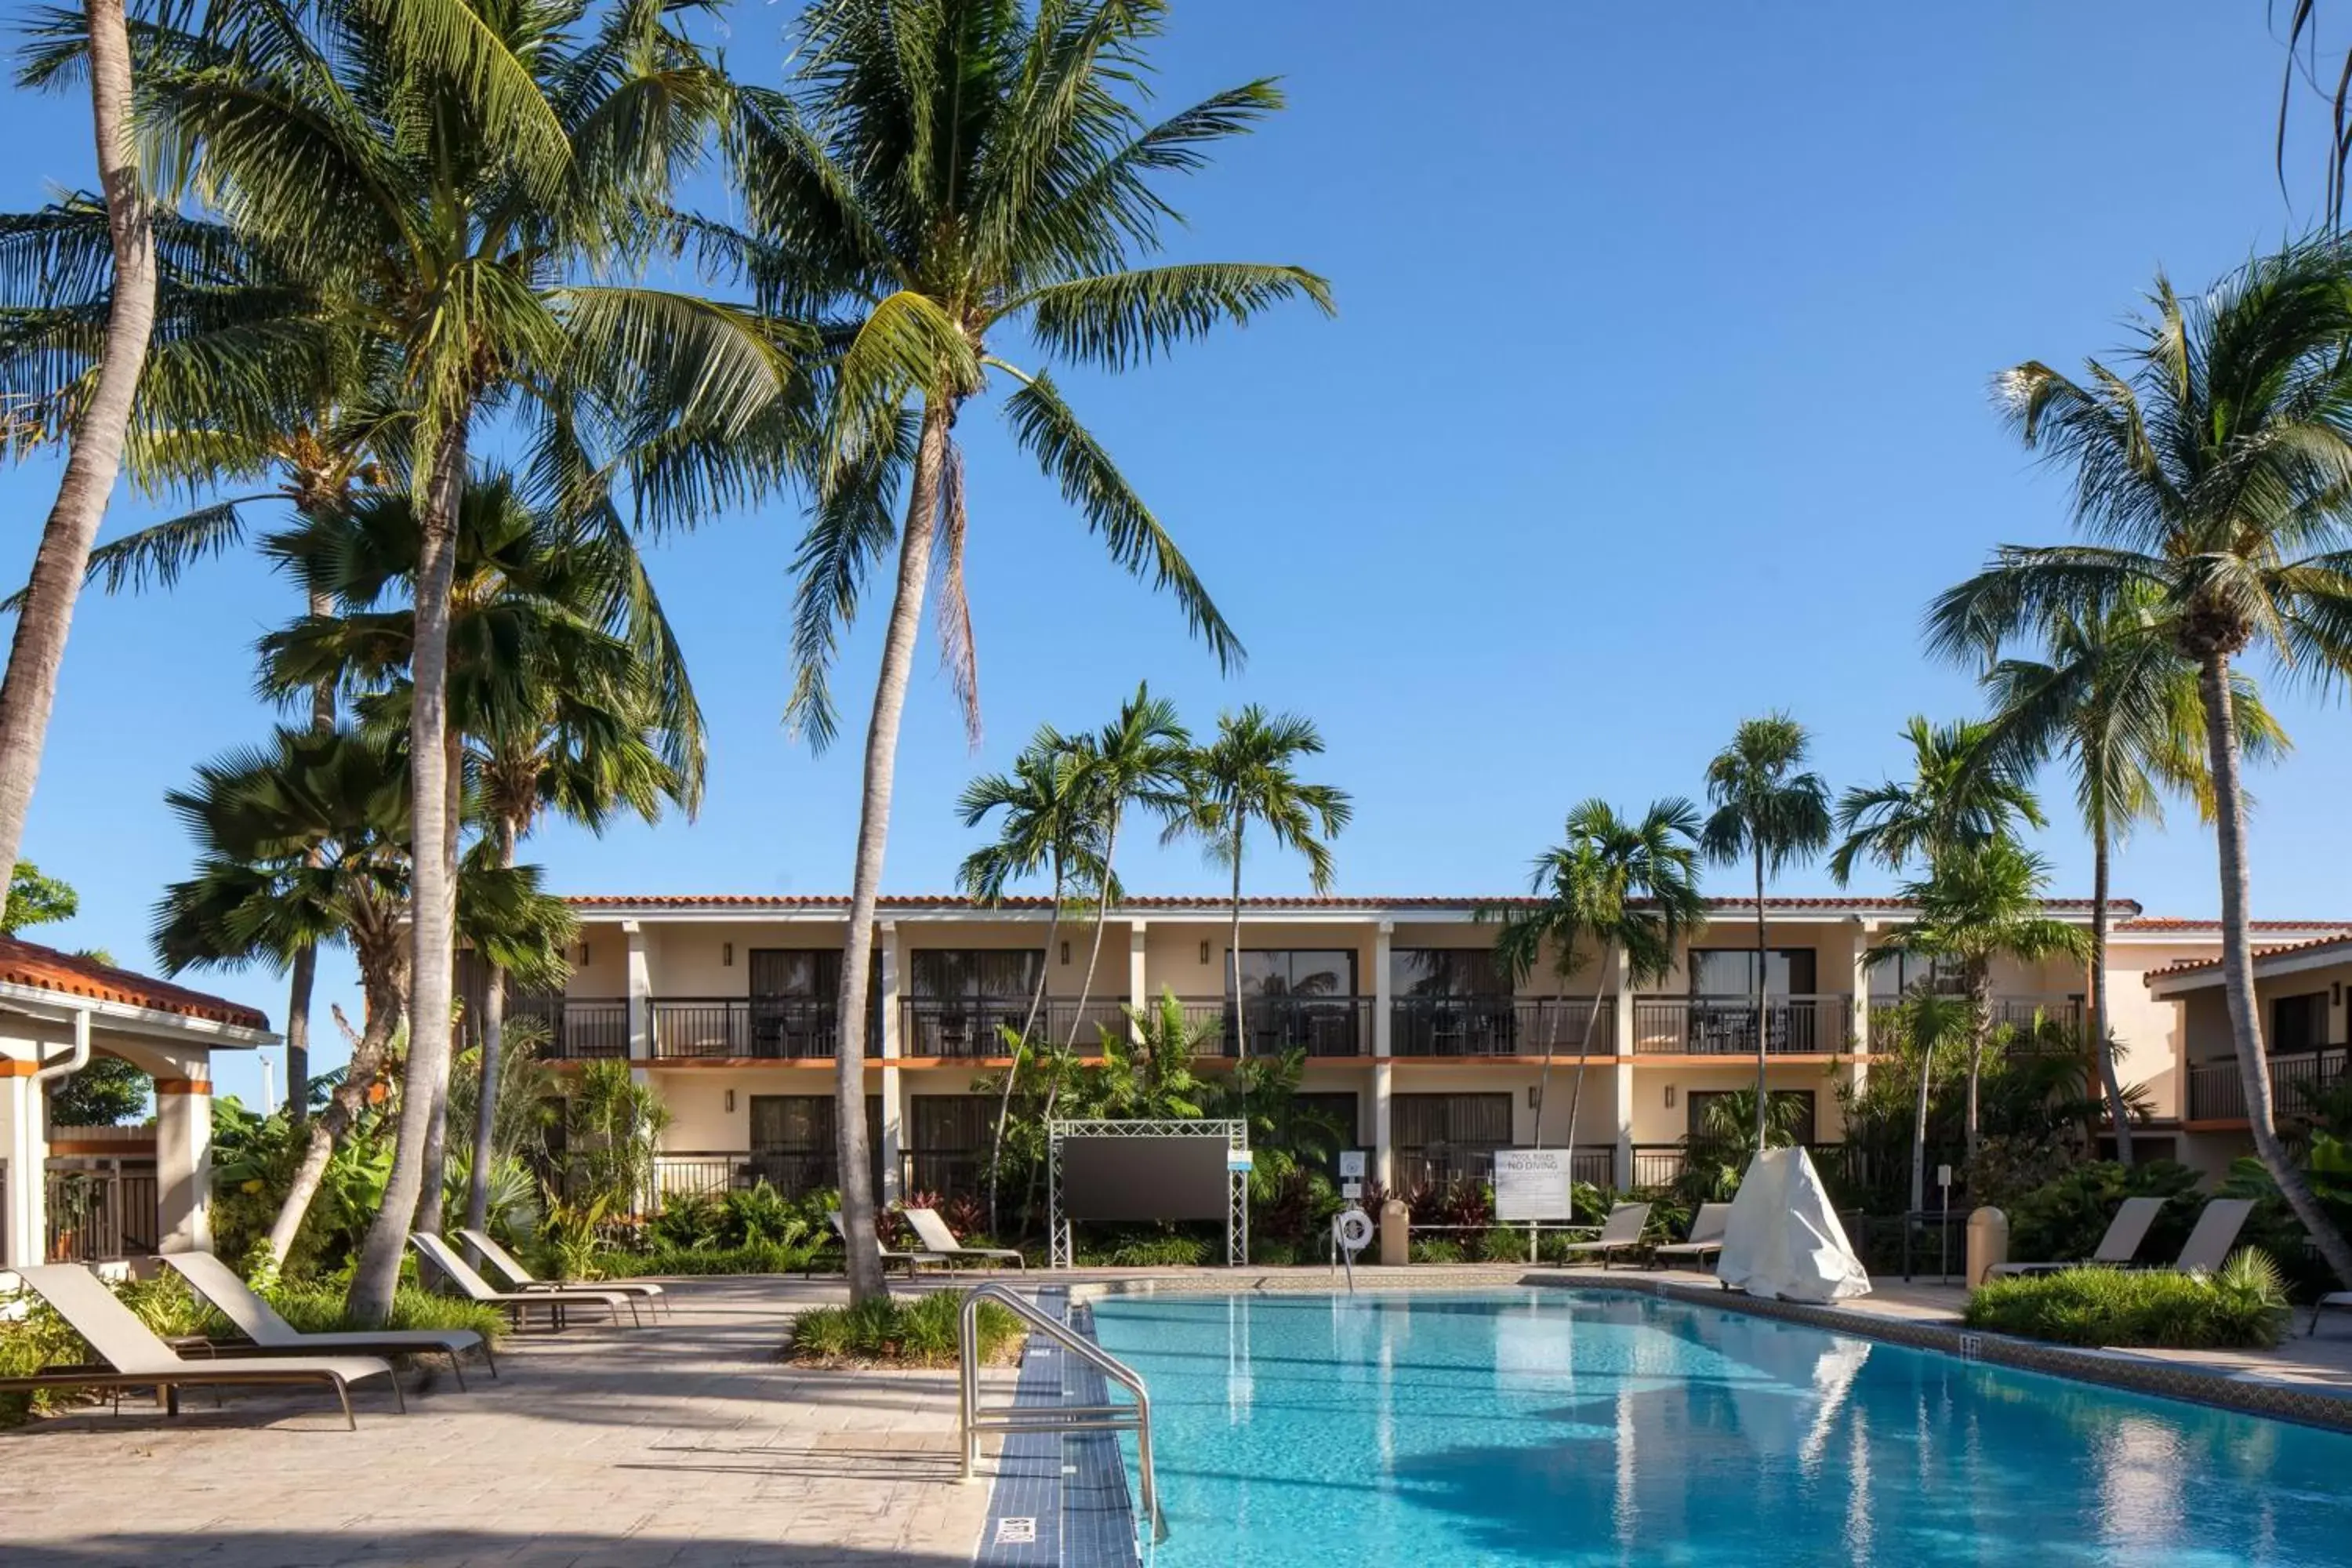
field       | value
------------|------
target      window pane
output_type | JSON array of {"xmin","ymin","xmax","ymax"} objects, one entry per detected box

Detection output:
[
  {"xmin": 1692, "ymin": 949, "xmax": 1816, "ymax": 995},
  {"xmin": 1391, "ymin": 949, "xmax": 1504, "ymax": 996},
  {"xmin": 909, "ymin": 949, "xmax": 1042, "ymax": 997}
]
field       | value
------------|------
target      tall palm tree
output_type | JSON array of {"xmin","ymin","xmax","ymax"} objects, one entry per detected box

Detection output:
[
  {"xmin": 1928, "ymin": 241, "xmax": 2352, "ymax": 1284},
  {"xmin": 1167, "ymin": 708, "xmax": 1351, "ymax": 1065},
  {"xmin": 129, "ymin": 0, "xmax": 792, "ymax": 1325},
  {"xmin": 956, "ymin": 726, "xmax": 1104, "ymax": 1232},
  {"xmin": 732, "ymin": 0, "xmax": 1332, "ymax": 1304},
  {"xmin": 0, "ymin": 0, "xmax": 157, "ymax": 959},
  {"xmin": 1062, "ymin": 686, "xmax": 1190, "ymax": 1051},
  {"xmin": 1831, "ymin": 716, "xmax": 2043, "ymax": 885},
  {"xmin": 1698, "ymin": 714, "xmax": 1833, "ymax": 1151},
  {"xmin": 1872, "ymin": 837, "xmax": 2089, "ymax": 1164},
  {"xmin": 1490, "ymin": 799, "xmax": 1708, "ymax": 1154},
  {"xmin": 1881, "ymin": 989, "xmax": 1973, "ymax": 1214},
  {"xmin": 1958, "ymin": 592, "xmax": 2288, "ymax": 1163}
]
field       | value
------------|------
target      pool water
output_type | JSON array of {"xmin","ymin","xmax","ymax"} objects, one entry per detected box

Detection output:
[{"xmin": 1087, "ymin": 1290, "xmax": 2352, "ymax": 1566}]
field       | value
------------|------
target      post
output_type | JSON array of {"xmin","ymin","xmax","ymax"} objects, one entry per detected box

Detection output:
[
  {"xmin": 1128, "ymin": 920, "xmax": 1149, "ymax": 1016},
  {"xmin": 1612, "ymin": 944, "xmax": 1636, "ymax": 1190},
  {"xmin": 623, "ymin": 920, "xmax": 652, "ymax": 1062},
  {"xmin": 1374, "ymin": 920, "xmax": 1394, "ymax": 1187},
  {"xmin": 154, "ymin": 1072, "xmax": 213, "ymax": 1254},
  {"xmin": 1848, "ymin": 918, "xmax": 1872, "ymax": 1096},
  {"xmin": 0, "ymin": 1054, "xmax": 42, "ymax": 1269},
  {"xmin": 879, "ymin": 920, "xmax": 903, "ymax": 1203}
]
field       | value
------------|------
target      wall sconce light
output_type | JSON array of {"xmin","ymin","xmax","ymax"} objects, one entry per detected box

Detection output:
[
  {"xmin": 577, "ymin": 942, "xmax": 590, "ymax": 965},
  {"xmin": 724, "ymin": 1089, "xmax": 736, "ymax": 1113},
  {"xmin": 723, "ymin": 942, "xmax": 734, "ymax": 967},
  {"xmin": 2336, "ymin": 982, "xmax": 2344, "ymax": 1007},
  {"xmin": 1199, "ymin": 939, "xmax": 1211, "ymax": 965},
  {"xmin": 1526, "ymin": 1086, "xmax": 1541, "ymax": 1109},
  {"xmin": 1664, "ymin": 1084, "xmax": 1677, "ymax": 1109},
  {"xmin": 1060, "ymin": 941, "xmax": 1071, "ymax": 965}
]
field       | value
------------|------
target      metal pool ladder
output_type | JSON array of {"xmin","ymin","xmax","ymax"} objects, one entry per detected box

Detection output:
[{"xmin": 958, "ymin": 1284, "xmax": 1166, "ymax": 1543}]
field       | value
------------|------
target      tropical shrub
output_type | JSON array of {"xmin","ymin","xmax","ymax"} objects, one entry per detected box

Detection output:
[
  {"xmin": 786, "ymin": 1290, "xmax": 1023, "ymax": 1367},
  {"xmin": 2005, "ymin": 1161, "xmax": 2201, "ymax": 1265},
  {"xmin": 1962, "ymin": 1250, "xmax": 2290, "ymax": 1348},
  {"xmin": 1408, "ymin": 1238, "xmax": 1465, "ymax": 1265},
  {"xmin": 1960, "ymin": 1133, "xmax": 2081, "ymax": 1212},
  {"xmin": 1102, "ymin": 1232, "xmax": 1210, "ymax": 1268},
  {"xmin": 1477, "ymin": 1225, "xmax": 1533, "ymax": 1264},
  {"xmin": 601, "ymin": 1242, "xmax": 822, "ymax": 1278}
]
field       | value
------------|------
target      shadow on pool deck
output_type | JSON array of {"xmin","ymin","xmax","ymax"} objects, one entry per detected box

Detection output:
[{"xmin": 2, "ymin": 1530, "xmax": 973, "ymax": 1567}]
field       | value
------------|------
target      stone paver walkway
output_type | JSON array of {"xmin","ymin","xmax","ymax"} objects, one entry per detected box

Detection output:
[{"xmin": 0, "ymin": 1276, "xmax": 1003, "ymax": 1567}]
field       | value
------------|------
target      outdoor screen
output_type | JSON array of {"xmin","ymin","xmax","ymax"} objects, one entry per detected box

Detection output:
[{"xmin": 1060, "ymin": 1135, "xmax": 1232, "ymax": 1221}]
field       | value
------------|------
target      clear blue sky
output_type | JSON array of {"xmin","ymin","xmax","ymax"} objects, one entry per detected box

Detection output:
[{"xmin": 1, "ymin": 2, "xmax": 2346, "ymax": 1107}]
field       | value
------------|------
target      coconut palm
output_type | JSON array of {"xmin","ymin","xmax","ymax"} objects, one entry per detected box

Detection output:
[
  {"xmin": 1167, "ymin": 708, "xmax": 1351, "ymax": 1065},
  {"xmin": 956, "ymin": 725, "xmax": 1105, "ymax": 1232},
  {"xmin": 1927, "ymin": 241, "xmax": 2352, "ymax": 1284},
  {"xmin": 1698, "ymin": 714, "xmax": 1833, "ymax": 1151},
  {"xmin": 1830, "ymin": 716, "xmax": 2044, "ymax": 885},
  {"xmin": 1879, "ymin": 990, "xmax": 1973, "ymax": 1214},
  {"xmin": 1489, "ymin": 799, "xmax": 1708, "ymax": 1155},
  {"xmin": 0, "ymin": 0, "xmax": 157, "ymax": 978},
  {"xmin": 1958, "ymin": 592, "xmax": 2288, "ymax": 1163},
  {"xmin": 125, "ymin": 0, "xmax": 791, "ymax": 1325},
  {"xmin": 1062, "ymin": 686, "xmax": 1191, "ymax": 1050},
  {"xmin": 724, "ymin": 0, "xmax": 1332, "ymax": 1302}
]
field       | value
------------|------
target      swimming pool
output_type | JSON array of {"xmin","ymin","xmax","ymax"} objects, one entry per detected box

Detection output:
[{"xmin": 1087, "ymin": 1289, "xmax": 2352, "ymax": 1566}]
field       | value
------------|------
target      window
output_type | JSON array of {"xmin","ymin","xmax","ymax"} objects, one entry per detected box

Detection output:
[
  {"xmin": 1291, "ymin": 1091, "xmax": 1362, "ymax": 1148},
  {"xmin": 1392, "ymin": 1093, "xmax": 1513, "ymax": 1187},
  {"xmin": 749, "ymin": 949, "xmax": 838, "ymax": 998},
  {"xmin": 1688, "ymin": 948, "xmax": 1817, "ymax": 997},
  {"xmin": 1687, "ymin": 1089, "xmax": 1815, "ymax": 1145},
  {"xmin": 1237, "ymin": 949, "xmax": 1359, "ymax": 999},
  {"xmin": 909, "ymin": 1094, "xmax": 996, "ymax": 1197},
  {"xmin": 909, "ymin": 949, "xmax": 1043, "ymax": 999},
  {"xmin": 2272, "ymin": 993, "xmax": 2332, "ymax": 1052},
  {"xmin": 1392, "ymin": 949, "xmax": 1509, "ymax": 997},
  {"xmin": 1869, "ymin": 952, "xmax": 1965, "ymax": 1001},
  {"xmin": 746, "ymin": 1094, "xmax": 883, "ymax": 1196}
]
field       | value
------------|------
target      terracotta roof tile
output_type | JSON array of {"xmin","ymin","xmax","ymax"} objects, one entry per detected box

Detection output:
[
  {"xmin": 0, "ymin": 936, "xmax": 269, "ymax": 1029},
  {"xmin": 2114, "ymin": 917, "xmax": 2350, "ymax": 933},
  {"xmin": 2147, "ymin": 930, "xmax": 2352, "ymax": 981},
  {"xmin": 560, "ymin": 892, "xmax": 2131, "ymax": 914}
]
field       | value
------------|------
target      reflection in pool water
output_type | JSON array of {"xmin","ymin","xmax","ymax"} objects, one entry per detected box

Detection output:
[{"xmin": 1086, "ymin": 1290, "xmax": 2352, "ymax": 1566}]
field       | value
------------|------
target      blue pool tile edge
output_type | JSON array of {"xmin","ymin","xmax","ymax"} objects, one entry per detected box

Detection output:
[{"xmin": 977, "ymin": 1287, "xmax": 1142, "ymax": 1567}]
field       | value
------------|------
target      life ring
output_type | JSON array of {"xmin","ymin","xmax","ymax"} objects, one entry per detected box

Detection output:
[{"xmin": 1334, "ymin": 1207, "xmax": 1374, "ymax": 1253}]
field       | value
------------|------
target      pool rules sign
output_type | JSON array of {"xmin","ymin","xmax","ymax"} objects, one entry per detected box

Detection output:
[{"xmin": 1491, "ymin": 1149, "xmax": 1574, "ymax": 1221}]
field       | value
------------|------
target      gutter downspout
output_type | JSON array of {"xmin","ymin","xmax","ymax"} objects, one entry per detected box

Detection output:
[{"xmin": 31, "ymin": 1007, "xmax": 91, "ymax": 1086}]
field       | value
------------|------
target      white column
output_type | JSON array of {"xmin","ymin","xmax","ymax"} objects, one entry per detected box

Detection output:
[
  {"xmin": 623, "ymin": 920, "xmax": 652, "ymax": 1062},
  {"xmin": 1373, "ymin": 920, "xmax": 1394, "ymax": 1186},
  {"xmin": 1848, "ymin": 919, "xmax": 1873, "ymax": 1096},
  {"xmin": 2, "ymin": 1058, "xmax": 43, "ymax": 1270},
  {"xmin": 1128, "ymin": 920, "xmax": 1149, "ymax": 1014},
  {"xmin": 878, "ymin": 920, "xmax": 903, "ymax": 1203},
  {"xmin": 155, "ymin": 1073, "xmax": 213, "ymax": 1254},
  {"xmin": 1612, "ymin": 944, "xmax": 1635, "ymax": 1190}
]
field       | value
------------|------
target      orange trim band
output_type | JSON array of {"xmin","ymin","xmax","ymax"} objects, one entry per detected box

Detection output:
[
  {"xmin": 151, "ymin": 1077, "xmax": 212, "ymax": 1096},
  {"xmin": 0, "ymin": 1058, "xmax": 34, "ymax": 1077}
]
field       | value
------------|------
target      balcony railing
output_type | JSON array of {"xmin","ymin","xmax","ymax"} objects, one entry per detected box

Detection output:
[
  {"xmin": 903, "ymin": 1149, "xmax": 988, "ymax": 1197},
  {"xmin": 1632, "ymin": 995, "xmax": 1853, "ymax": 1055},
  {"xmin": 2187, "ymin": 1046, "xmax": 2350, "ymax": 1123},
  {"xmin": 649, "ymin": 998, "xmax": 855, "ymax": 1059},
  {"xmin": 899, "ymin": 997, "xmax": 1126, "ymax": 1058},
  {"xmin": 1864, "ymin": 994, "xmax": 2085, "ymax": 1044},
  {"xmin": 648, "ymin": 1150, "xmax": 873, "ymax": 1205},
  {"xmin": 1388, "ymin": 997, "xmax": 1613, "ymax": 1058},
  {"xmin": 507, "ymin": 995, "xmax": 632, "ymax": 1059}
]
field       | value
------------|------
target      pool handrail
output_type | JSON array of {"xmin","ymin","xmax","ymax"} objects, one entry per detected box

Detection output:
[{"xmin": 958, "ymin": 1283, "xmax": 1165, "ymax": 1543}]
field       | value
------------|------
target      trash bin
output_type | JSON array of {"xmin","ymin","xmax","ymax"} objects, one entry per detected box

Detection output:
[
  {"xmin": 1380, "ymin": 1197, "xmax": 1410, "ymax": 1266},
  {"xmin": 1966, "ymin": 1207, "xmax": 2009, "ymax": 1288}
]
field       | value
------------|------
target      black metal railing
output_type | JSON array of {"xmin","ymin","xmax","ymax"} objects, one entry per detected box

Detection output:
[
  {"xmin": 2187, "ymin": 1046, "xmax": 2350, "ymax": 1122},
  {"xmin": 506, "ymin": 995, "xmax": 632, "ymax": 1058},
  {"xmin": 902, "ymin": 997, "xmax": 1053, "ymax": 1058},
  {"xmin": 903, "ymin": 1150, "xmax": 986, "ymax": 1197},
  {"xmin": 44, "ymin": 1161, "xmax": 157, "ymax": 1261},
  {"xmin": 1631, "ymin": 995, "xmax": 1853, "ymax": 1055},
  {"xmin": 1629, "ymin": 1144, "xmax": 1688, "ymax": 1188},
  {"xmin": 1235, "ymin": 996, "xmax": 1377, "ymax": 1057},
  {"xmin": 1385, "ymin": 997, "xmax": 1614, "ymax": 1058},
  {"xmin": 649, "ymin": 998, "xmax": 855, "ymax": 1059},
  {"xmin": 1864, "ymin": 995, "xmax": 2085, "ymax": 1044}
]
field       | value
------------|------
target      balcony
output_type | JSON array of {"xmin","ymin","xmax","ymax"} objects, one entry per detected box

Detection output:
[
  {"xmin": 1863, "ymin": 994, "xmax": 2085, "ymax": 1044},
  {"xmin": 648, "ymin": 998, "xmax": 854, "ymax": 1060},
  {"xmin": 2187, "ymin": 1046, "xmax": 2350, "ymax": 1123},
  {"xmin": 1631, "ymin": 996, "xmax": 1853, "ymax": 1056},
  {"xmin": 482, "ymin": 993, "xmax": 633, "ymax": 1059},
  {"xmin": 899, "ymin": 996, "xmax": 1129, "ymax": 1058}
]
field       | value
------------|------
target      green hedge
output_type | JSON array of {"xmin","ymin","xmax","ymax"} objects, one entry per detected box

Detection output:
[
  {"xmin": 1962, "ymin": 1251, "xmax": 2290, "ymax": 1349},
  {"xmin": 786, "ymin": 1289, "xmax": 1022, "ymax": 1367}
]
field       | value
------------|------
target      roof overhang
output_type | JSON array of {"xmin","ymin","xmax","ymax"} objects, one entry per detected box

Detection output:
[{"xmin": 0, "ymin": 981, "xmax": 274, "ymax": 1048}]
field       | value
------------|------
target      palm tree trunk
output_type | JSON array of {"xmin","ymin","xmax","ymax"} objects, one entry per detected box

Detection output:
[
  {"xmin": 1910, "ymin": 1022, "xmax": 1933, "ymax": 1214},
  {"xmin": 1227, "ymin": 820, "xmax": 1246, "ymax": 1064},
  {"xmin": 284, "ymin": 588, "xmax": 336, "ymax": 1128},
  {"xmin": 0, "ymin": 0, "xmax": 156, "ymax": 898},
  {"xmin": 1564, "ymin": 973, "xmax": 1610, "ymax": 1173},
  {"xmin": 347, "ymin": 419, "xmax": 468, "ymax": 1329},
  {"xmin": 2198, "ymin": 653, "xmax": 2352, "ymax": 1286},
  {"xmin": 1965, "ymin": 962, "xmax": 1988, "ymax": 1166},
  {"xmin": 1531, "ymin": 976, "xmax": 1564, "ymax": 1151},
  {"xmin": 464, "ymin": 812, "xmax": 520, "ymax": 1236},
  {"xmin": 2091, "ymin": 815, "xmax": 2132, "ymax": 1165},
  {"xmin": 1065, "ymin": 813, "xmax": 1117, "ymax": 1051},
  {"xmin": 414, "ymin": 728, "xmax": 464, "ymax": 1238},
  {"xmin": 1752, "ymin": 845, "xmax": 1769, "ymax": 1152},
  {"xmin": 833, "ymin": 400, "xmax": 952, "ymax": 1307},
  {"xmin": 267, "ymin": 957, "xmax": 401, "ymax": 1267},
  {"xmin": 986, "ymin": 866, "xmax": 1061, "ymax": 1236}
]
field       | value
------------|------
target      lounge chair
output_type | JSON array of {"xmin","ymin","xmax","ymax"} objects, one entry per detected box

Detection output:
[
  {"xmin": 1653, "ymin": 1203, "xmax": 1731, "ymax": 1267},
  {"xmin": 902, "ymin": 1207, "xmax": 1025, "ymax": 1270},
  {"xmin": 408, "ymin": 1232, "xmax": 641, "ymax": 1328},
  {"xmin": 827, "ymin": 1210, "xmax": 938, "ymax": 1275},
  {"xmin": 457, "ymin": 1228, "xmax": 668, "ymax": 1317},
  {"xmin": 1986, "ymin": 1196, "xmax": 2169, "ymax": 1279},
  {"xmin": 1557, "ymin": 1203, "xmax": 1653, "ymax": 1269},
  {"xmin": 2161, "ymin": 1197, "xmax": 2256, "ymax": 1277},
  {"xmin": 0, "ymin": 1264, "xmax": 398, "ymax": 1429},
  {"xmin": 158, "ymin": 1251, "xmax": 494, "ymax": 1388}
]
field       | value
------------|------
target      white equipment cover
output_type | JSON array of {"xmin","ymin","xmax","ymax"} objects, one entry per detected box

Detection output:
[{"xmin": 1715, "ymin": 1146, "xmax": 1871, "ymax": 1303}]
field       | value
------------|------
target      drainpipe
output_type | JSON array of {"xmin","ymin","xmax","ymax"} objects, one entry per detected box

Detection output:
[{"xmin": 31, "ymin": 1007, "xmax": 91, "ymax": 1087}]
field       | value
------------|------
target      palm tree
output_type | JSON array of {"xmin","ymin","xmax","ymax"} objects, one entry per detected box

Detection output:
[
  {"xmin": 1698, "ymin": 715, "xmax": 1833, "ymax": 1151},
  {"xmin": 728, "ymin": 0, "xmax": 1332, "ymax": 1304},
  {"xmin": 1167, "ymin": 709, "xmax": 1351, "ymax": 1065},
  {"xmin": 1958, "ymin": 592, "xmax": 2288, "ymax": 1163},
  {"xmin": 0, "ymin": 0, "xmax": 157, "ymax": 961},
  {"xmin": 1927, "ymin": 241, "xmax": 2352, "ymax": 1284},
  {"xmin": 956, "ymin": 727, "xmax": 1104, "ymax": 1232},
  {"xmin": 1880, "ymin": 990, "xmax": 1973, "ymax": 1214},
  {"xmin": 1873, "ymin": 837, "xmax": 2090, "ymax": 1165},
  {"xmin": 134, "ymin": 0, "xmax": 790, "ymax": 1326},
  {"xmin": 1062, "ymin": 686, "xmax": 1191, "ymax": 1051},
  {"xmin": 1831, "ymin": 716, "xmax": 2043, "ymax": 885},
  {"xmin": 1490, "ymin": 800, "xmax": 1708, "ymax": 1154}
]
